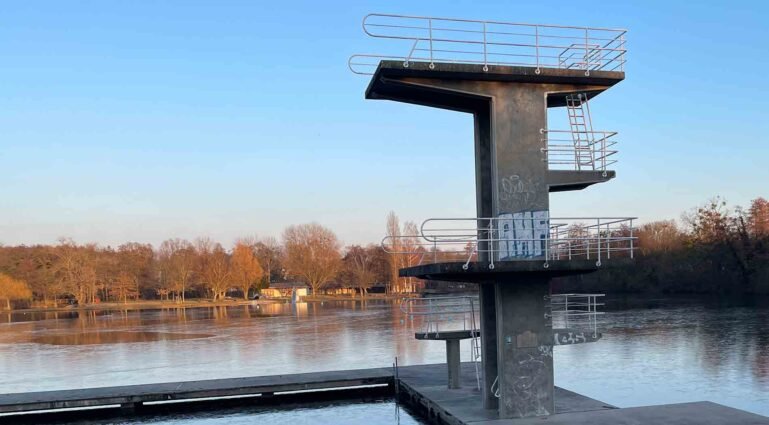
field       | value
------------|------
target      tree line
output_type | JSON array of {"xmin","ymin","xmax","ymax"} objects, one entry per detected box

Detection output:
[
  {"xmin": 3, "ymin": 197, "xmax": 768, "ymax": 309},
  {"xmin": 0, "ymin": 218, "xmax": 416, "ymax": 309},
  {"xmin": 555, "ymin": 197, "xmax": 769, "ymax": 294}
]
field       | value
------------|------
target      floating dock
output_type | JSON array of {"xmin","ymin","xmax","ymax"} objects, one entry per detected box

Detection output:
[{"xmin": 1, "ymin": 363, "xmax": 768, "ymax": 424}]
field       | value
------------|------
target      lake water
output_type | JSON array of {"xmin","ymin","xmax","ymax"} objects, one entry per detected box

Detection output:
[{"xmin": 0, "ymin": 296, "xmax": 768, "ymax": 422}]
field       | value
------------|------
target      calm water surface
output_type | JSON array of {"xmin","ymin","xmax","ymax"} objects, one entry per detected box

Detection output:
[
  {"xmin": 69, "ymin": 400, "xmax": 424, "ymax": 425},
  {"xmin": 0, "ymin": 297, "xmax": 767, "ymax": 420}
]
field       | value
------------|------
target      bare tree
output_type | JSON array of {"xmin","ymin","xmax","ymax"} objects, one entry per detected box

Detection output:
[
  {"xmin": 197, "ymin": 242, "xmax": 231, "ymax": 301},
  {"xmin": 231, "ymin": 241, "xmax": 263, "ymax": 300},
  {"xmin": 385, "ymin": 211, "xmax": 401, "ymax": 294},
  {"xmin": 340, "ymin": 245, "xmax": 378, "ymax": 297},
  {"xmin": 400, "ymin": 221, "xmax": 420, "ymax": 293},
  {"xmin": 117, "ymin": 242, "xmax": 154, "ymax": 300},
  {"xmin": 255, "ymin": 236, "xmax": 283, "ymax": 287},
  {"xmin": 158, "ymin": 239, "xmax": 197, "ymax": 302},
  {"xmin": 283, "ymin": 223, "xmax": 341, "ymax": 296}
]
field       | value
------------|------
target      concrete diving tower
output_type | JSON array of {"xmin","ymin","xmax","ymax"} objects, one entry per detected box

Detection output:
[{"xmin": 351, "ymin": 14, "xmax": 634, "ymax": 420}]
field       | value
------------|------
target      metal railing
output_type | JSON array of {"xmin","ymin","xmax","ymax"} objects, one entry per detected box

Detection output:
[
  {"xmin": 401, "ymin": 296, "xmax": 482, "ymax": 389},
  {"xmin": 401, "ymin": 296, "xmax": 479, "ymax": 337},
  {"xmin": 541, "ymin": 129, "xmax": 618, "ymax": 171},
  {"xmin": 549, "ymin": 293, "xmax": 604, "ymax": 338},
  {"xmin": 382, "ymin": 216, "xmax": 636, "ymax": 268},
  {"xmin": 349, "ymin": 14, "xmax": 627, "ymax": 75}
]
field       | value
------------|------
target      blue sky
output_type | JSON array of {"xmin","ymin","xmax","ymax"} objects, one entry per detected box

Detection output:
[{"xmin": 1, "ymin": 0, "xmax": 767, "ymax": 247}]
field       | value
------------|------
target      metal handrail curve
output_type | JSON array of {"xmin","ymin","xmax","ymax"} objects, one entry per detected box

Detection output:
[{"xmin": 350, "ymin": 13, "xmax": 627, "ymax": 75}]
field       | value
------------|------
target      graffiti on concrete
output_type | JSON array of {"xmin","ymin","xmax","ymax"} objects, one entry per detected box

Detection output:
[
  {"xmin": 498, "ymin": 210, "xmax": 549, "ymax": 260},
  {"xmin": 504, "ymin": 349, "xmax": 552, "ymax": 418},
  {"xmin": 553, "ymin": 331, "xmax": 600, "ymax": 345}
]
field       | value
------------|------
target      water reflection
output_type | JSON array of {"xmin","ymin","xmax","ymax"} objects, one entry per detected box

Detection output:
[
  {"xmin": 32, "ymin": 331, "xmax": 214, "ymax": 345},
  {"xmin": 0, "ymin": 297, "xmax": 767, "ymax": 417}
]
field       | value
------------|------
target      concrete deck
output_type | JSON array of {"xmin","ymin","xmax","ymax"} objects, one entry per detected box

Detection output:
[
  {"xmin": 0, "ymin": 367, "xmax": 393, "ymax": 414},
  {"xmin": 1, "ymin": 363, "xmax": 767, "ymax": 424},
  {"xmin": 396, "ymin": 363, "xmax": 769, "ymax": 424}
]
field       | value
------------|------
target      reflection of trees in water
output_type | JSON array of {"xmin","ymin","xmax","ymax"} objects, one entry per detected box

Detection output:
[{"xmin": 604, "ymin": 300, "xmax": 769, "ymax": 385}]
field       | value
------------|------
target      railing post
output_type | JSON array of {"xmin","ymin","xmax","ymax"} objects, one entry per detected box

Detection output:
[
  {"xmin": 606, "ymin": 222, "xmax": 611, "ymax": 259},
  {"xmin": 584, "ymin": 27, "xmax": 590, "ymax": 76},
  {"xmin": 621, "ymin": 32, "xmax": 626, "ymax": 72},
  {"xmin": 630, "ymin": 219, "xmax": 634, "ymax": 259},
  {"xmin": 602, "ymin": 131, "xmax": 607, "ymax": 171},
  {"xmin": 596, "ymin": 218, "xmax": 601, "ymax": 265},
  {"xmin": 483, "ymin": 22, "xmax": 488, "ymax": 71},
  {"xmin": 488, "ymin": 220, "xmax": 495, "ymax": 269},
  {"xmin": 544, "ymin": 217, "xmax": 550, "ymax": 264},
  {"xmin": 428, "ymin": 18, "xmax": 434, "ymax": 69},
  {"xmin": 586, "ymin": 223, "xmax": 590, "ymax": 260},
  {"xmin": 535, "ymin": 25, "xmax": 541, "ymax": 74}
]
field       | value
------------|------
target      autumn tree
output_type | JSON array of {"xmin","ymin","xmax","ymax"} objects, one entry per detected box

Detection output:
[
  {"xmin": 0, "ymin": 273, "xmax": 32, "ymax": 310},
  {"xmin": 197, "ymin": 240, "xmax": 231, "ymax": 301},
  {"xmin": 53, "ymin": 239, "xmax": 99, "ymax": 305},
  {"xmin": 117, "ymin": 242, "xmax": 154, "ymax": 299},
  {"xmin": 637, "ymin": 220, "xmax": 686, "ymax": 254},
  {"xmin": 748, "ymin": 197, "xmax": 769, "ymax": 237},
  {"xmin": 111, "ymin": 271, "xmax": 138, "ymax": 304},
  {"xmin": 231, "ymin": 241, "xmax": 263, "ymax": 299},
  {"xmin": 685, "ymin": 197, "xmax": 732, "ymax": 244},
  {"xmin": 283, "ymin": 223, "xmax": 341, "ymax": 295}
]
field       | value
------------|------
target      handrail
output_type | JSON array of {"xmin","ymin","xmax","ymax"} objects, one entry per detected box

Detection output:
[
  {"xmin": 382, "ymin": 216, "xmax": 636, "ymax": 268},
  {"xmin": 350, "ymin": 14, "xmax": 627, "ymax": 75},
  {"xmin": 541, "ymin": 129, "xmax": 618, "ymax": 172}
]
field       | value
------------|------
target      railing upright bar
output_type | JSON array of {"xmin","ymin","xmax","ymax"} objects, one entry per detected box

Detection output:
[
  {"xmin": 428, "ymin": 18, "xmax": 434, "ymax": 68},
  {"xmin": 535, "ymin": 25, "xmax": 540, "ymax": 73},
  {"xmin": 584, "ymin": 28, "xmax": 590, "ymax": 75},
  {"xmin": 483, "ymin": 22, "xmax": 488, "ymax": 71},
  {"xmin": 596, "ymin": 218, "xmax": 602, "ymax": 265}
]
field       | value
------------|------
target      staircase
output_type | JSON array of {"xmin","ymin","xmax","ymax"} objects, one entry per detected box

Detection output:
[{"xmin": 565, "ymin": 93, "xmax": 596, "ymax": 170}]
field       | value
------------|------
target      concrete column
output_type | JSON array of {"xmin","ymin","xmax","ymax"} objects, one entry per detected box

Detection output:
[
  {"xmin": 495, "ymin": 278, "xmax": 553, "ymax": 418},
  {"xmin": 446, "ymin": 339, "xmax": 461, "ymax": 389},
  {"xmin": 479, "ymin": 284, "xmax": 498, "ymax": 409}
]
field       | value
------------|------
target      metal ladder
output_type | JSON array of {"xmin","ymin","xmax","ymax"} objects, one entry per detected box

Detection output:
[{"xmin": 565, "ymin": 94, "xmax": 596, "ymax": 170}]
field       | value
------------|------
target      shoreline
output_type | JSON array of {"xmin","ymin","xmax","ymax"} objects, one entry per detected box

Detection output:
[{"xmin": 2, "ymin": 294, "xmax": 418, "ymax": 315}]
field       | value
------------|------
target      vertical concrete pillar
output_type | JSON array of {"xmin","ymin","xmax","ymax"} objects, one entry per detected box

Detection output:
[
  {"xmin": 446, "ymin": 339, "xmax": 461, "ymax": 389},
  {"xmin": 479, "ymin": 284, "xmax": 498, "ymax": 408},
  {"xmin": 488, "ymin": 85, "xmax": 552, "ymax": 418},
  {"xmin": 495, "ymin": 278, "xmax": 553, "ymax": 418}
]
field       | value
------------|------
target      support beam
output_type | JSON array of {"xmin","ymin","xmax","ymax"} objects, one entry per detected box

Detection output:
[{"xmin": 446, "ymin": 339, "xmax": 461, "ymax": 389}]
